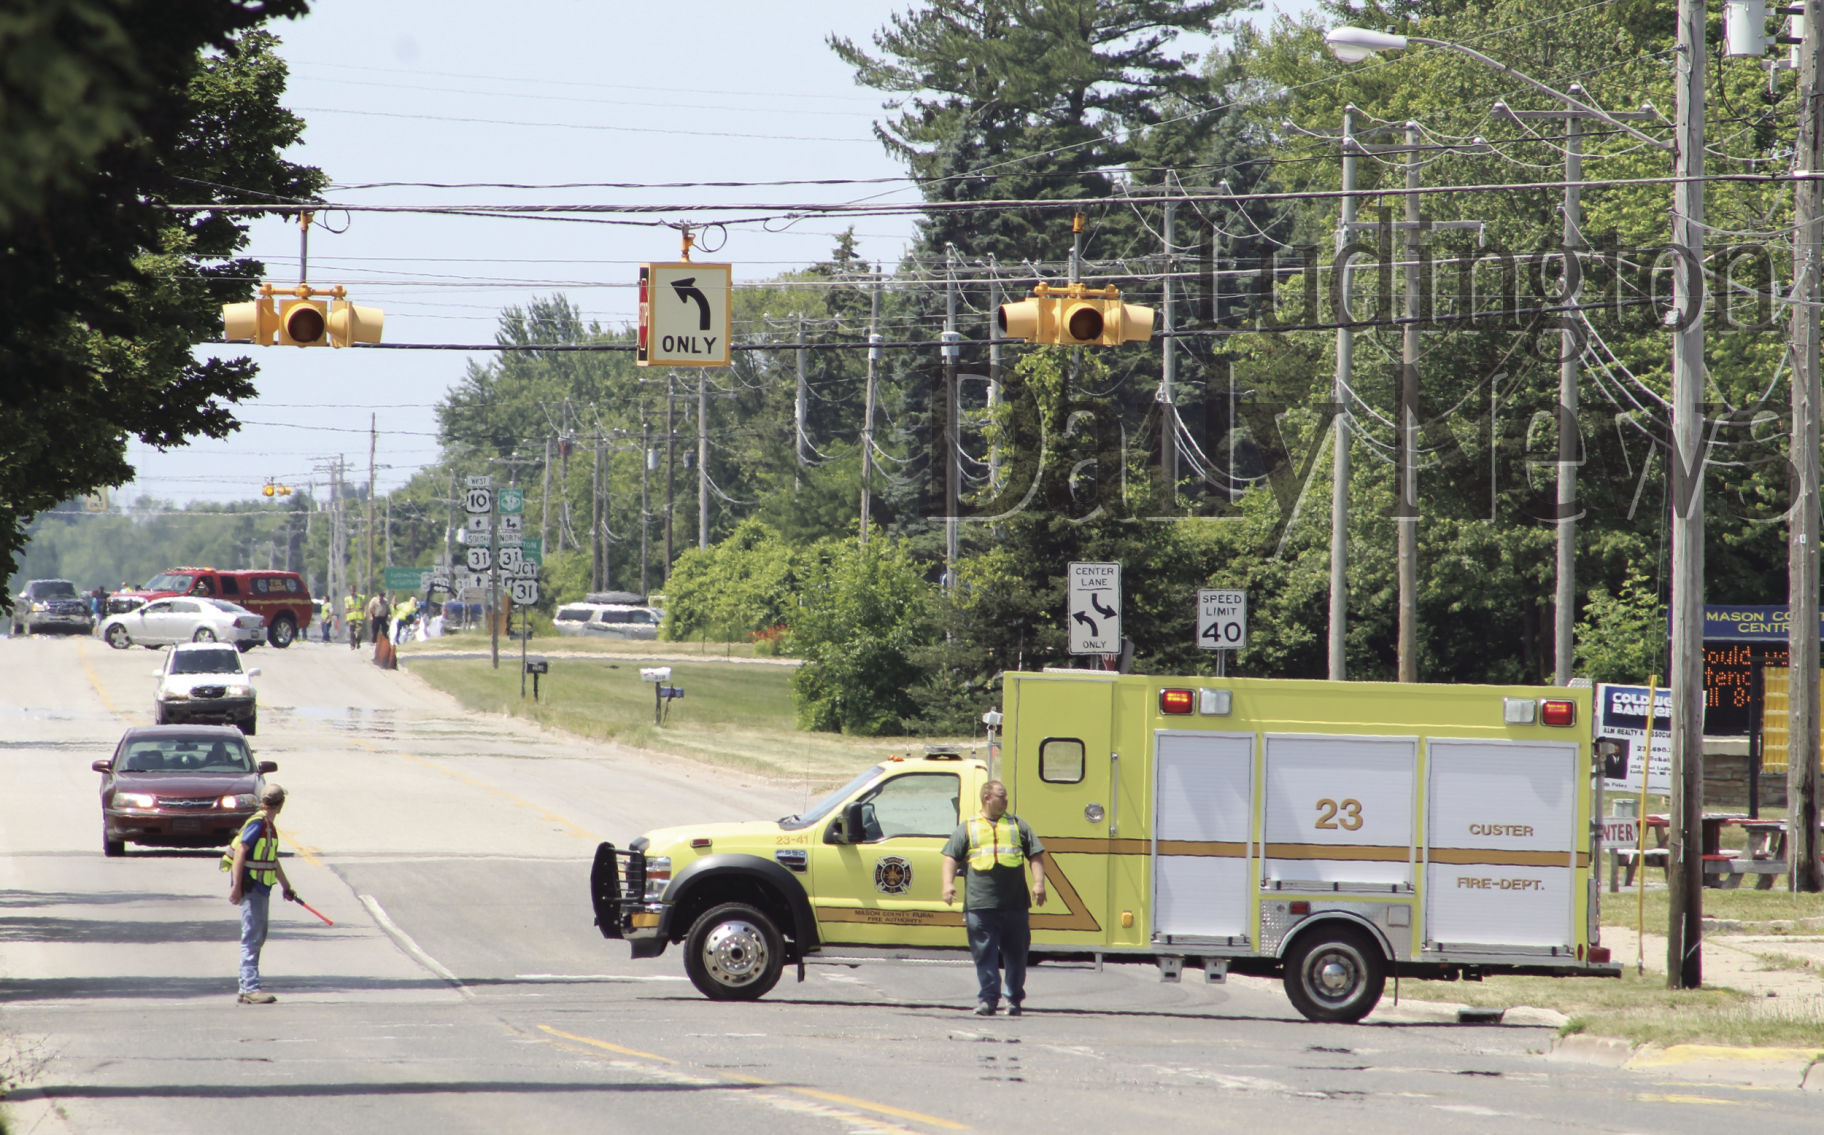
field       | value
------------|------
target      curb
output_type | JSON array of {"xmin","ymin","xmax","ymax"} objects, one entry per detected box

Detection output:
[{"xmin": 1550, "ymin": 1034, "xmax": 1824, "ymax": 1090}]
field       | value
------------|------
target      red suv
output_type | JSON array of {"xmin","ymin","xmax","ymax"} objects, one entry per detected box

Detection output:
[{"xmin": 113, "ymin": 568, "xmax": 313, "ymax": 648}]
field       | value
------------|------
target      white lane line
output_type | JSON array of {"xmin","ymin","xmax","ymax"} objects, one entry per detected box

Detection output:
[{"xmin": 359, "ymin": 893, "xmax": 470, "ymax": 1000}]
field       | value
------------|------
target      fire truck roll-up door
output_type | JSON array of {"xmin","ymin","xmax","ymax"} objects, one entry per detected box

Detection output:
[
  {"xmin": 1262, "ymin": 735, "xmax": 1417, "ymax": 890},
  {"xmin": 1151, "ymin": 731, "xmax": 1254, "ymax": 943},
  {"xmin": 1424, "ymin": 740, "xmax": 1579, "ymax": 951}
]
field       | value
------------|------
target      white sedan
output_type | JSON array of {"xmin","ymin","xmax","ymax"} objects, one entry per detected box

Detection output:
[{"xmin": 101, "ymin": 597, "xmax": 265, "ymax": 650}]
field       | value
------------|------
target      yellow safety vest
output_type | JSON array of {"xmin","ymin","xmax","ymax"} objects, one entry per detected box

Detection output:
[
  {"xmin": 344, "ymin": 596, "xmax": 363, "ymax": 623},
  {"xmin": 966, "ymin": 815, "xmax": 1025, "ymax": 872},
  {"xmin": 219, "ymin": 816, "xmax": 280, "ymax": 886}
]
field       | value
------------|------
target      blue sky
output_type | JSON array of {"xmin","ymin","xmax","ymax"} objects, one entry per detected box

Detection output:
[{"xmin": 122, "ymin": 0, "xmax": 1318, "ymax": 509}]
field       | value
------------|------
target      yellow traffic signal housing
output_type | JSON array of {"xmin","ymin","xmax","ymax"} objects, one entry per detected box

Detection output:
[
  {"xmin": 997, "ymin": 283, "xmax": 1156, "ymax": 346},
  {"xmin": 223, "ymin": 299, "xmax": 281, "ymax": 345},
  {"xmin": 223, "ymin": 285, "xmax": 384, "ymax": 348},
  {"xmin": 1097, "ymin": 294, "xmax": 1155, "ymax": 346},
  {"xmin": 262, "ymin": 483, "xmax": 275, "ymax": 497},
  {"xmin": 279, "ymin": 297, "xmax": 330, "ymax": 346},
  {"xmin": 326, "ymin": 301, "xmax": 384, "ymax": 347},
  {"xmin": 997, "ymin": 295, "xmax": 1053, "ymax": 343}
]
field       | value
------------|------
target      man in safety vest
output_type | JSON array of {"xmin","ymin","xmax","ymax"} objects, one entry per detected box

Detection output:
[
  {"xmin": 226, "ymin": 784, "xmax": 299, "ymax": 1004},
  {"xmin": 941, "ymin": 779, "xmax": 1047, "ymax": 1017},
  {"xmin": 344, "ymin": 589, "xmax": 364, "ymax": 650}
]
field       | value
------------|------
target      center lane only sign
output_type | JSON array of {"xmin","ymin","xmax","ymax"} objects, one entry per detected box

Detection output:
[{"xmin": 639, "ymin": 262, "xmax": 732, "ymax": 367}]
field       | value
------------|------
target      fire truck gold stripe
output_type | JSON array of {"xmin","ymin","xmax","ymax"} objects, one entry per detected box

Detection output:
[
  {"xmin": 1044, "ymin": 837, "xmax": 1150, "ymax": 854},
  {"xmin": 1029, "ymin": 858, "xmax": 1101, "ymax": 932},
  {"xmin": 1156, "ymin": 840, "xmax": 1248, "ymax": 857},
  {"xmin": 1428, "ymin": 848, "xmax": 1589, "ymax": 868},
  {"xmin": 1264, "ymin": 843, "xmax": 1411, "ymax": 861},
  {"xmin": 814, "ymin": 906, "xmax": 963, "ymax": 927}
]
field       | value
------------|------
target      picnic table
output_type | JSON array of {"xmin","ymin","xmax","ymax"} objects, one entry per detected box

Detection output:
[{"xmin": 1609, "ymin": 814, "xmax": 1816, "ymax": 891}]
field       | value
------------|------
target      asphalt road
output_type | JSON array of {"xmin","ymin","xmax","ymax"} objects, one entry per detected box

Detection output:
[{"xmin": 1, "ymin": 632, "xmax": 1818, "ymax": 1133}]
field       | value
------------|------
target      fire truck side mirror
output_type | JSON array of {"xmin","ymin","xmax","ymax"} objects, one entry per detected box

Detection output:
[{"xmin": 828, "ymin": 802, "xmax": 867, "ymax": 845}]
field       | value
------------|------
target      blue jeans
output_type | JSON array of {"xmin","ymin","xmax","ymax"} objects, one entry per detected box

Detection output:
[
  {"xmin": 239, "ymin": 888, "xmax": 271, "ymax": 993},
  {"xmin": 965, "ymin": 907, "xmax": 1030, "ymax": 1007}
]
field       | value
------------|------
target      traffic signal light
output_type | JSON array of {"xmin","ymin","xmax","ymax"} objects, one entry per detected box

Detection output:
[
  {"xmin": 278, "ymin": 297, "xmax": 329, "ymax": 346},
  {"xmin": 996, "ymin": 283, "xmax": 1156, "ymax": 346},
  {"xmin": 223, "ymin": 285, "xmax": 383, "ymax": 347}
]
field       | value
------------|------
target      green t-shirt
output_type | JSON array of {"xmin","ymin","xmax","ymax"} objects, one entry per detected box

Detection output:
[{"xmin": 942, "ymin": 814, "xmax": 1044, "ymax": 911}]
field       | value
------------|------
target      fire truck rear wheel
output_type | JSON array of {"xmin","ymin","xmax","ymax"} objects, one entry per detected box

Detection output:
[
  {"xmin": 1283, "ymin": 926, "xmax": 1386, "ymax": 1023},
  {"xmin": 683, "ymin": 902, "xmax": 784, "ymax": 1001}
]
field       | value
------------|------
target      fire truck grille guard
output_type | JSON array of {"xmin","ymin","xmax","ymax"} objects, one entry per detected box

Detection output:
[{"xmin": 590, "ymin": 842, "xmax": 645, "ymax": 939}]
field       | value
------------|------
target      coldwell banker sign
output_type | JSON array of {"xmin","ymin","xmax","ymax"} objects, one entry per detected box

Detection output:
[{"xmin": 1594, "ymin": 684, "xmax": 1673, "ymax": 795}]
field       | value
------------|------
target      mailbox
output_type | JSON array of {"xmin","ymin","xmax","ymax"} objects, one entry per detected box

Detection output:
[{"xmin": 524, "ymin": 659, "xmax": 549, "ymax": 675}]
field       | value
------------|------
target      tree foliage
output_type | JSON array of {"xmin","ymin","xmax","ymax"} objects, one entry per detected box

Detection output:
[{"xmin": 0, "ymin": 4, "xmax": 322, "ymax": 605}]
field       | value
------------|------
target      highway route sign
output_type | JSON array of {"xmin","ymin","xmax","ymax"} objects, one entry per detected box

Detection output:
[
  {"xmin": 466, "ymin": 546, "xmax": 491, "ymax": 572},
  {"xmin": 463, "ymin": 486, "xmax": 494, "ymax": 515},
  {"xmin": 497, "ymin": 544, "xmax": 524, "ymax": 573},
  {"xmin": 638, "ymin": 262, "xmax": 732, "ymax": 367},
  {"xmin": 510, "ymin": 577, "xmax": 539, "ymax": 607},
  {"xmin": 498, "ymin": 487, "xmax": 524, "ymax": 515},
  {"xmin": 1197, "ymin": 589, "xmax": 1247, "ymax": 651},
  {"xmin": 1067, "ymin": 562, "xmax": 1121, "ymax": 655}
]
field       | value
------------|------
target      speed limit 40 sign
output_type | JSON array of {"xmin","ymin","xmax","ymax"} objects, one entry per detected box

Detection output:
[{"xmin": 1197, "ymin": 589, "xmax": 1246, "ymax": 650}]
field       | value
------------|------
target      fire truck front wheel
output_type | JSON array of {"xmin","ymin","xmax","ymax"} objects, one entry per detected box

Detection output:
[
  {"xmin": 683, "ymin": 902, "xmax": 784, "ymax": 1000},
  {"xmin": 1283, "ymin": 926, "xmax": 1386, "ymax": 1023}
]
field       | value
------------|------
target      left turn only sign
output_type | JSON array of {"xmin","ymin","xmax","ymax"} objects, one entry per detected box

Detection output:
[{"xmin": 639, "ymin": 262, "xmax": 731, "ymax": 367}]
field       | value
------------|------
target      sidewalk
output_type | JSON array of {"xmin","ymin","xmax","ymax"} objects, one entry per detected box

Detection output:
[{"xmin": 1549, "ymin": 922, "xmax": 1824, "ymax": 1090}]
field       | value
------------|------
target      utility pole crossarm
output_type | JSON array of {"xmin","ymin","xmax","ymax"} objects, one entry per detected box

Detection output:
[{"xmin": 1407, "ymin": 36, "xmax": 1673, "ymax": 151}]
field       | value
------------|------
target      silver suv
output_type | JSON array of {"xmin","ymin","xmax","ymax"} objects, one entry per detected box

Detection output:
[{"xmin": 12, "ymin": 579, "xmax": 95, "ymax": 636}]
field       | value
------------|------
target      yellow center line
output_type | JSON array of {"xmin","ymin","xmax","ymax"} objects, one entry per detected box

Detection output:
[
  {"xmin": 537, "ymin": 1024, "xmax": 969, "ymax": 1131},
  {"xmin": 338, "ymin": 728, "xmax": 595, "ymax": 842},
  {"xmin": 537, "ymin": 1024, "xmax": 677, "ymax": 1063},
  {"xmin": 77, "ymin": 637, "xmax": 125, "ymax": 718}
]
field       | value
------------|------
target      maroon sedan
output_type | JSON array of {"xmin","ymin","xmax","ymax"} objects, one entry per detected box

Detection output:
[{"xmin": 94, "ymin": 725, "xmax": 276, "ymax": 857}]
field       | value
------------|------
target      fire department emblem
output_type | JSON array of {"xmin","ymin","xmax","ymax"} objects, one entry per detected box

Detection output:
[{"xmin": 874, "ymin": 856, "xmax": 913, "ymax": 894}]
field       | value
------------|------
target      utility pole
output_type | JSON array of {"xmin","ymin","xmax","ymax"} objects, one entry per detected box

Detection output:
[
  {"xmin": 1330, "ymin": 109, "xmax": 1360, "ymax": 682},
  {"xmin": 861, "ymin": 266, "xmax": 881, "ymax": 546},
  {"xmin": 987, "ymin": 257, "xmax": 1003, "ymax": 493},
  {"xmin": 591, "ymin": 430, "xmax": 603, "ymax": 591},
  {"xmin": 1790, "ymin": 0, "xmax": 1824, "ymax": 892},
  {"xmin": 1161, "ymin": 199, "xmax": 1179, "ymax": 496},
  {"xmin": 1667, "ymin": 0, "xmax": 1708, "ymax": 988},
  {"xmin": 698, "ymin": 369, "xmax": 709, "ymax": 550},
  {"xmin": 664, "ymin": 373, "xmax": 675, "ymax": 578},
  {"xmin": 1556, "ymin": 104, "xmax": 1584, "ymax": 688},
  {"xmin": 795, "ymin": 313, "xmax": 808, "ymax": 485},
  {"xmin": 1398, "ymin": 122, "xmax": 1422, "ymax": 684},
  {"xmin": 365, "ymin": 414, "xmax": 376, "ymax": 595},
  {"xmin": 640, "ymin": 416, "xmax": 652, "ymax": 596},
  {"xmin": 944, "ymin": 242, "xmax": 960, "ymax": 588},
  {"xmin": 541, "ymin": 433, "xmax": 552, "ymax": 555}
]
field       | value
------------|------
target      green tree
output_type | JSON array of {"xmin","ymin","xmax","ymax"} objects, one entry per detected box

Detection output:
[
  {"xmin": 1574, "ymin": 564, "xmax": 1667, "ymax": 685},
  {"xmin": 1, "ymin": 8, "xmax": 324, "ymax": 604},
  {"xmin": 788, "ymin": 536, "xmax": 936, "ymax": 734}
]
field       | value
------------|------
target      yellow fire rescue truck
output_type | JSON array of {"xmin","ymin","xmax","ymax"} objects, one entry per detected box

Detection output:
[{"xmin": 591, "ymin": 670, "xmax": 1619, "ymax": 1022}]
